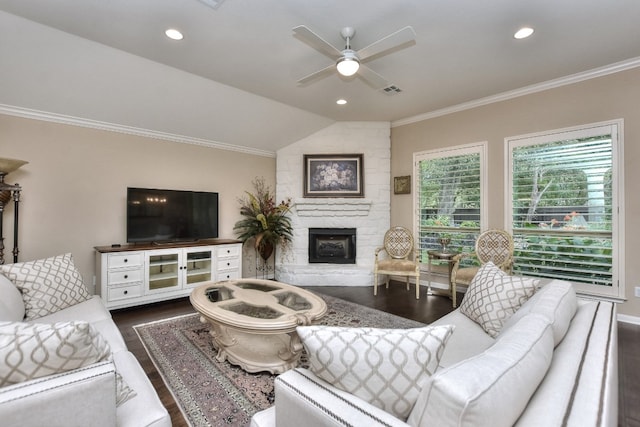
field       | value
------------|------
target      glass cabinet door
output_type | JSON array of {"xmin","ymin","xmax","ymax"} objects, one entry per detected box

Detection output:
[
  {"xmin": 147, "ymin": 252, "xmax": 180, "ymax": 293},
  {"xmin": 185, "ymin": 249, "xmax": 213, "ymax": 287}
]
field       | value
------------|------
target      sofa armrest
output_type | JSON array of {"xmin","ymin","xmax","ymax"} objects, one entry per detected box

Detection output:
[
  {"xmin": 274, "ymin": 368, "xmax": 410, "ymax": 427},
  {"xmin": 0, "ymin": 361, "xmax": 117, "ymax": 427},
  {"xmin": 515, "ymin": 301, "xmax": 618, "ymax": 427}
]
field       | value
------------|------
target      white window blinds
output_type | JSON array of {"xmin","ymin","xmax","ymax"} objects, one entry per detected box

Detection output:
[{"xmin": 507, "ymin": 121, "xmax": 623, "ymax": 298}]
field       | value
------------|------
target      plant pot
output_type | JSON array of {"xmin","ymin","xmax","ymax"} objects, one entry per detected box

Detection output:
[{"xmin": 258, "ymin": 242, "xmax": 274, "ymax": 261}]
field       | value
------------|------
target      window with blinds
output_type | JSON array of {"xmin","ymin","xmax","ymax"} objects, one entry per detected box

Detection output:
[
  {"xmin": 507, "ymin": 121, "xmax": 623, "ymax": 298},
  {"xmin": 413, "ymin": 143, "xmax": 486, "ymax": 265}
]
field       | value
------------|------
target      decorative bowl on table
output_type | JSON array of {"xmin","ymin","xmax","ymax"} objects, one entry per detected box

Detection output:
[{"xmin": 438, "ymin": 237, "xmax": 451, "ymax": 252}]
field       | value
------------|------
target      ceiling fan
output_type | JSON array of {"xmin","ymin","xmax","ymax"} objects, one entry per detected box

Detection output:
[{"xmin": 293, "ymin": 25, "xmax": 416, "ymax": 90}]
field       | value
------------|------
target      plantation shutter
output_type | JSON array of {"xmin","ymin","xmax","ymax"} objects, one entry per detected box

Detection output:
[
  {"xmin": 507, "ymin": 122, "xmax": 622, "ymax": 298},
  {"xmin": 414, "ymin": 144, "xmax": 486, "ymax": 263}
]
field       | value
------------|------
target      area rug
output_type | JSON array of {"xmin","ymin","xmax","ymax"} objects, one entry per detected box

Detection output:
[{"xmin": 134, "ymin": 294, "xmax": 425, "ymax": 427}]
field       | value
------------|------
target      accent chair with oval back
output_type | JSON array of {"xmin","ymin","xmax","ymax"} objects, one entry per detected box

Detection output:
[
  {"xmin": 450, "ymin": 229, "xmax": 514, "ymax": 295},
  {"xmin": 373, "ymin": 226, "xmax": 421, "ymax": 299}
]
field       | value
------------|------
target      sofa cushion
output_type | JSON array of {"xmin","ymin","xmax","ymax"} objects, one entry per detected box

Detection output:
[
  {"xmin": 35, "ymin": 296, "xmax": 127, "ymax": 353},
  {"xmin": 0, "ymin": 253, "xmax": 91, "ymax": 320},
  {"xmin": 407, "ymin": 313, "xmax": 554, "ymax": 427},
  {"xmin": 502, "ymin": 279, "xmax": 577, "ymax": 346},
  {"xmin": 297, "ymin": 324, "xmax": 454, "ymax": 420},
  {"xmin": 459, "ymin": 262, "xmax": 538, "ymax": 337},
  {"xmin": 0, "ymin": 274, "xmax": 25, "ymax": 321},
  {"xmin": 429, "ymin": 309, "xmax": 495, "ymax": 369}
]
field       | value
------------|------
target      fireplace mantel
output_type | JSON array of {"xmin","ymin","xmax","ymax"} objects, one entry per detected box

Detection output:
[{"xmin": 294, "ymin": 198, "xmax": 372, "ymax": 217}]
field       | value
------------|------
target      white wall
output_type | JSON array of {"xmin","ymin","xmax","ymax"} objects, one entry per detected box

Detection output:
[
  {"xmin": 276, "ymin": 122, "xmax": 391, "ymax": 286},
  {"xmin": 2, "ymin": 114, "xmax": 275, "ymax": 291}
]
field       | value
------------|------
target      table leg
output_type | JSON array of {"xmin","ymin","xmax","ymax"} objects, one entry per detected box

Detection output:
[
  {"xmin": 427, "ymin": 255, "xmax": 433, "ymax": 296},
  {"xmin": 447, "ymin": 260, "xmax": 456, "ymax": 308}
]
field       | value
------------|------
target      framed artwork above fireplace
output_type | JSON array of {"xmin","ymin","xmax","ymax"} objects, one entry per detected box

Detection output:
[{"xmin": 303, "ymin": 153, "xmax": 364, "ymax": 198}]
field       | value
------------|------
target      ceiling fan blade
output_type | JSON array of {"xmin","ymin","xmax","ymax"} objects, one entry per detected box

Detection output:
[
  {"xmin": 293, "ymin": 25, "xmax": 342, "ymax": 60},
  {"xmin": 357, "ymin": 26, "xmax": 416, "ymax": 62},
  {"xmin": 357, "ymin": 65, "xmax": 390, "ymax": 90},
  {"xmin": 297, "ymin": 64, "xmax": 336, "ymax": 85}
]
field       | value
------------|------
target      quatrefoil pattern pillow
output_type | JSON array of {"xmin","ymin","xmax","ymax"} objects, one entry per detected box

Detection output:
[
  {"xmin": 0, "ymin": 320, "xmax": 111, "ymax": 386},
  {"xmin": 0, "ymin": 253, "xmax": 91, "ymax": 320},
  {"xmin": 460, "ymin": 262, "xmax": 538, "ymax": 337},
  {"xmin": 297, "ymin": 324, "xmax": 454, "ymax": 420},
  {"xmin": 0, "ymin": 320, "xmax": 136, "ymax": 406}
]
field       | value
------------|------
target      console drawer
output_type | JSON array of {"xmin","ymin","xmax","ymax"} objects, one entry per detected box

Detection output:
[
  {"xmin": 108, "ymin": 283, "xmax": 143, "ymax": 302},
  {"xmin": 217, "ymin": 258, "xmax": 240, "ymax": 271},
  {"xmin": 108, "ymin": 253, "xmax": 143, "ymax": 268},
  {"xmin": 108, "ymin": 268, "xmax": 143, "ymax": 285},
  {"xmin": 217, "ymin": 245, "xmax": 240, "ymax": 259},
  {"xmin": 217, "ymin": 270, "xmax": 241, "ymax": 281}
]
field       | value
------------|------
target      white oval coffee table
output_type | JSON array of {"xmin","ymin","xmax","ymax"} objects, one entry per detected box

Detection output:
[{"xmin": 190, "ymin": 279, "xmax": 327, "ymax": 374}]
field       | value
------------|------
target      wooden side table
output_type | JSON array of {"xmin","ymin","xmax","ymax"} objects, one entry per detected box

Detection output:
[{"xmin": 427, "ymin": 250, "xmax": 459, "ymax": 308}]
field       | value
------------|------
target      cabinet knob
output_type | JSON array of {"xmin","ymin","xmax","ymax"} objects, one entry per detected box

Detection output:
[
  {"xmin": 227, "ymin": 250, "xmax": 230, "ymax": 253},
  {"xmin": 124, "ymin": 275, "xmax": 128, "ymax": 279},
  {"xmin": 124, "ymin": 259, "xmax": 128, "ymax": 263},
  {"xmin": 124, "ymin": 290, "xmax": 128, "ymax": 295},
  {"xmin": 227, "ymin": 262, "xmax": 230, "ymax": 266}
]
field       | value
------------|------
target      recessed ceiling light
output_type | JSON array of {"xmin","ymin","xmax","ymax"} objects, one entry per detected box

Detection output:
[
  {"xmin": 165, "ymin": 28, "xmax": 184, "ymax": 41},
  {"xmin": 514, "ymin": 27, "xmax": 534, "ymax": 39},
  {"xmin": 336, "ymin": 99, "xmax": 347, "ymax": 105}
]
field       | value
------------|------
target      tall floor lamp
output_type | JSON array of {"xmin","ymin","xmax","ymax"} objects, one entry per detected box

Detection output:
[{"xmin": 0, "ymin": 158, "xmax": 27, "ymax": 265}]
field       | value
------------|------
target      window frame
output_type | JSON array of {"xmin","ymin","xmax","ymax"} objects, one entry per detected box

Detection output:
[
  {"xmin": 413, "ymin": 142, "xmax": 488, "ymax": 272},
  {"xmin": 504, "ymin": 119, "xmax": 625, "ymax": 300}
]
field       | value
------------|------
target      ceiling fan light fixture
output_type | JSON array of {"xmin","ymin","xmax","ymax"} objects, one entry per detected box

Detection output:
[
  {"xmin": 336, "ymin": 50, "xmax": 360, "ymax": 76},
  {"xmin": 514, "ymin": 27, "xmax": 534, "ymax": 39}
]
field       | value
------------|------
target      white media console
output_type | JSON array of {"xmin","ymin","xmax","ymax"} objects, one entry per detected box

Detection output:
[{"xmin": 95, "ymin": 239, "xmax": 242, "ymax": 309}]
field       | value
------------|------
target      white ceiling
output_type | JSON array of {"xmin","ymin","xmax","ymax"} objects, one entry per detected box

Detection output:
[{"xmin": 2, "ymin": 0, "xmax": 640, "ymax": 154}]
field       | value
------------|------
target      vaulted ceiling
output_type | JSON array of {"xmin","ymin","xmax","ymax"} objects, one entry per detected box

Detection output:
[{"xmin": 2, "ymin": 0, "xmax": 640, "ymax": 154}]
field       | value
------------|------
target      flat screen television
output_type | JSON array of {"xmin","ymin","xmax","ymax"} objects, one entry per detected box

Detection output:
[{"xmin": 126, "ymin": 187, "xmax": 219, "ymax": 243}]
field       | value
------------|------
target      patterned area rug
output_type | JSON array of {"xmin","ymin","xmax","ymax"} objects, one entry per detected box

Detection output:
[{"xmin": 134, "ymin": 294, "xmax": 424, "ymax": 427}]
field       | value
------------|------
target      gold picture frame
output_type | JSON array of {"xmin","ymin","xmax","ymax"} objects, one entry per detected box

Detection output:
[
  {"xmin": 303, "ymin": 154, "xmax": 364, "ymax": 198},
  {"xmin": 394, "ymin": 175, "xmax": 411, "ymax": 195}
]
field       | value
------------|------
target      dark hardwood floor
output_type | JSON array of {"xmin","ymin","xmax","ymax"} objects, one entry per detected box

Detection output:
[{"xmin": 111, "ymin": 283, "xmax": 638, "ymax": 427}]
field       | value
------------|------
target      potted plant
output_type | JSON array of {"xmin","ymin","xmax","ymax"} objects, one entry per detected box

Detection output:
[{"xmin": 234, "ymin": 177, "xmax": 293, "ymax": 261}]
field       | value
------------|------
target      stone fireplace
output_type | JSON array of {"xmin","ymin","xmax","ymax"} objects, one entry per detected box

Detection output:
[
  {"xmin": 275, "ymin": 122, "xmax": 391, "ymax": 286},
  {"xmin": 308, "ymin": 228, "xmax": 356, "ymax": 264}
]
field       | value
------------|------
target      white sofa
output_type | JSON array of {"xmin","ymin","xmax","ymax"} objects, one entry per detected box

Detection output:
[
  {"xmin": 251, "ymin": 270, "xmax": 618, "ymax": 427},
  {"xmin": 0, "ymin": 254, "xmax": 171, "ymax": 427}
]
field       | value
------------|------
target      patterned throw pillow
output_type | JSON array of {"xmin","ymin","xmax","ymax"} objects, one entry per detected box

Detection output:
[
  {"xmin": 0, "ymin": 253, "xmax": 91, "ymax": 320},
  {"xmin": 460, "ymin": 262, "xmax": 538, "ymax": 337},
  {"xmin": 0, "ymin": 320, "xmax": 110, "ymax": 385},
  {"xmin": 297, "ymin": 324, "xmax": 454, "ymax": 420},
  {"xmin": 0, "ymin": 320, "xmax": 136, "ymax": 406}
]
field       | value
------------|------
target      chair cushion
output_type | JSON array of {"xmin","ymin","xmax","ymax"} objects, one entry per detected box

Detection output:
[
  {"xmin": 297, "ymin": 324, "xmax": 454, "ymax": 420},
  {"xmin": 0, "ymin": 253, "xmax": 91, "ymax": 320},
  {"xmin": 407, "ymin": 313, "xmax": 554, "ymax": 427},
  {"xmin": 453, "ymin": 266, "xmax": 478, "ymax": 284},
  {"xmin": 459, "ymin": 262, "xmax": 538, "ymax": 338},
  {"xmin": 0, "ymin": 274, "xmax": 25, "ymax": 321},
  {"xmin": 377, "ymin": 259, "xmax": 417, "ymax": 272}
]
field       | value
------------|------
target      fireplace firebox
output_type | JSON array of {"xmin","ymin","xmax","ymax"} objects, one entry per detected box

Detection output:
[{"xmin": 308, "ymin": 228, "xmax": 356, "ymax": 264}]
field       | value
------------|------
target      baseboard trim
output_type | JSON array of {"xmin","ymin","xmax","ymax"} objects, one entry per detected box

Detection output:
[{"xmin": 617, "ymin": 313, "xmax": 640, "ymax": 325}]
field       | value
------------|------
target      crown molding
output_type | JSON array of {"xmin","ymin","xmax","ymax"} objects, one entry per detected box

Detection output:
[
  {"xmin": 392, "ymin": 56, "xmax": 640, "ymax": 128},
  {"xmin": 0, "ymin": 104, "xmax": 276, "ymax": 158}
]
